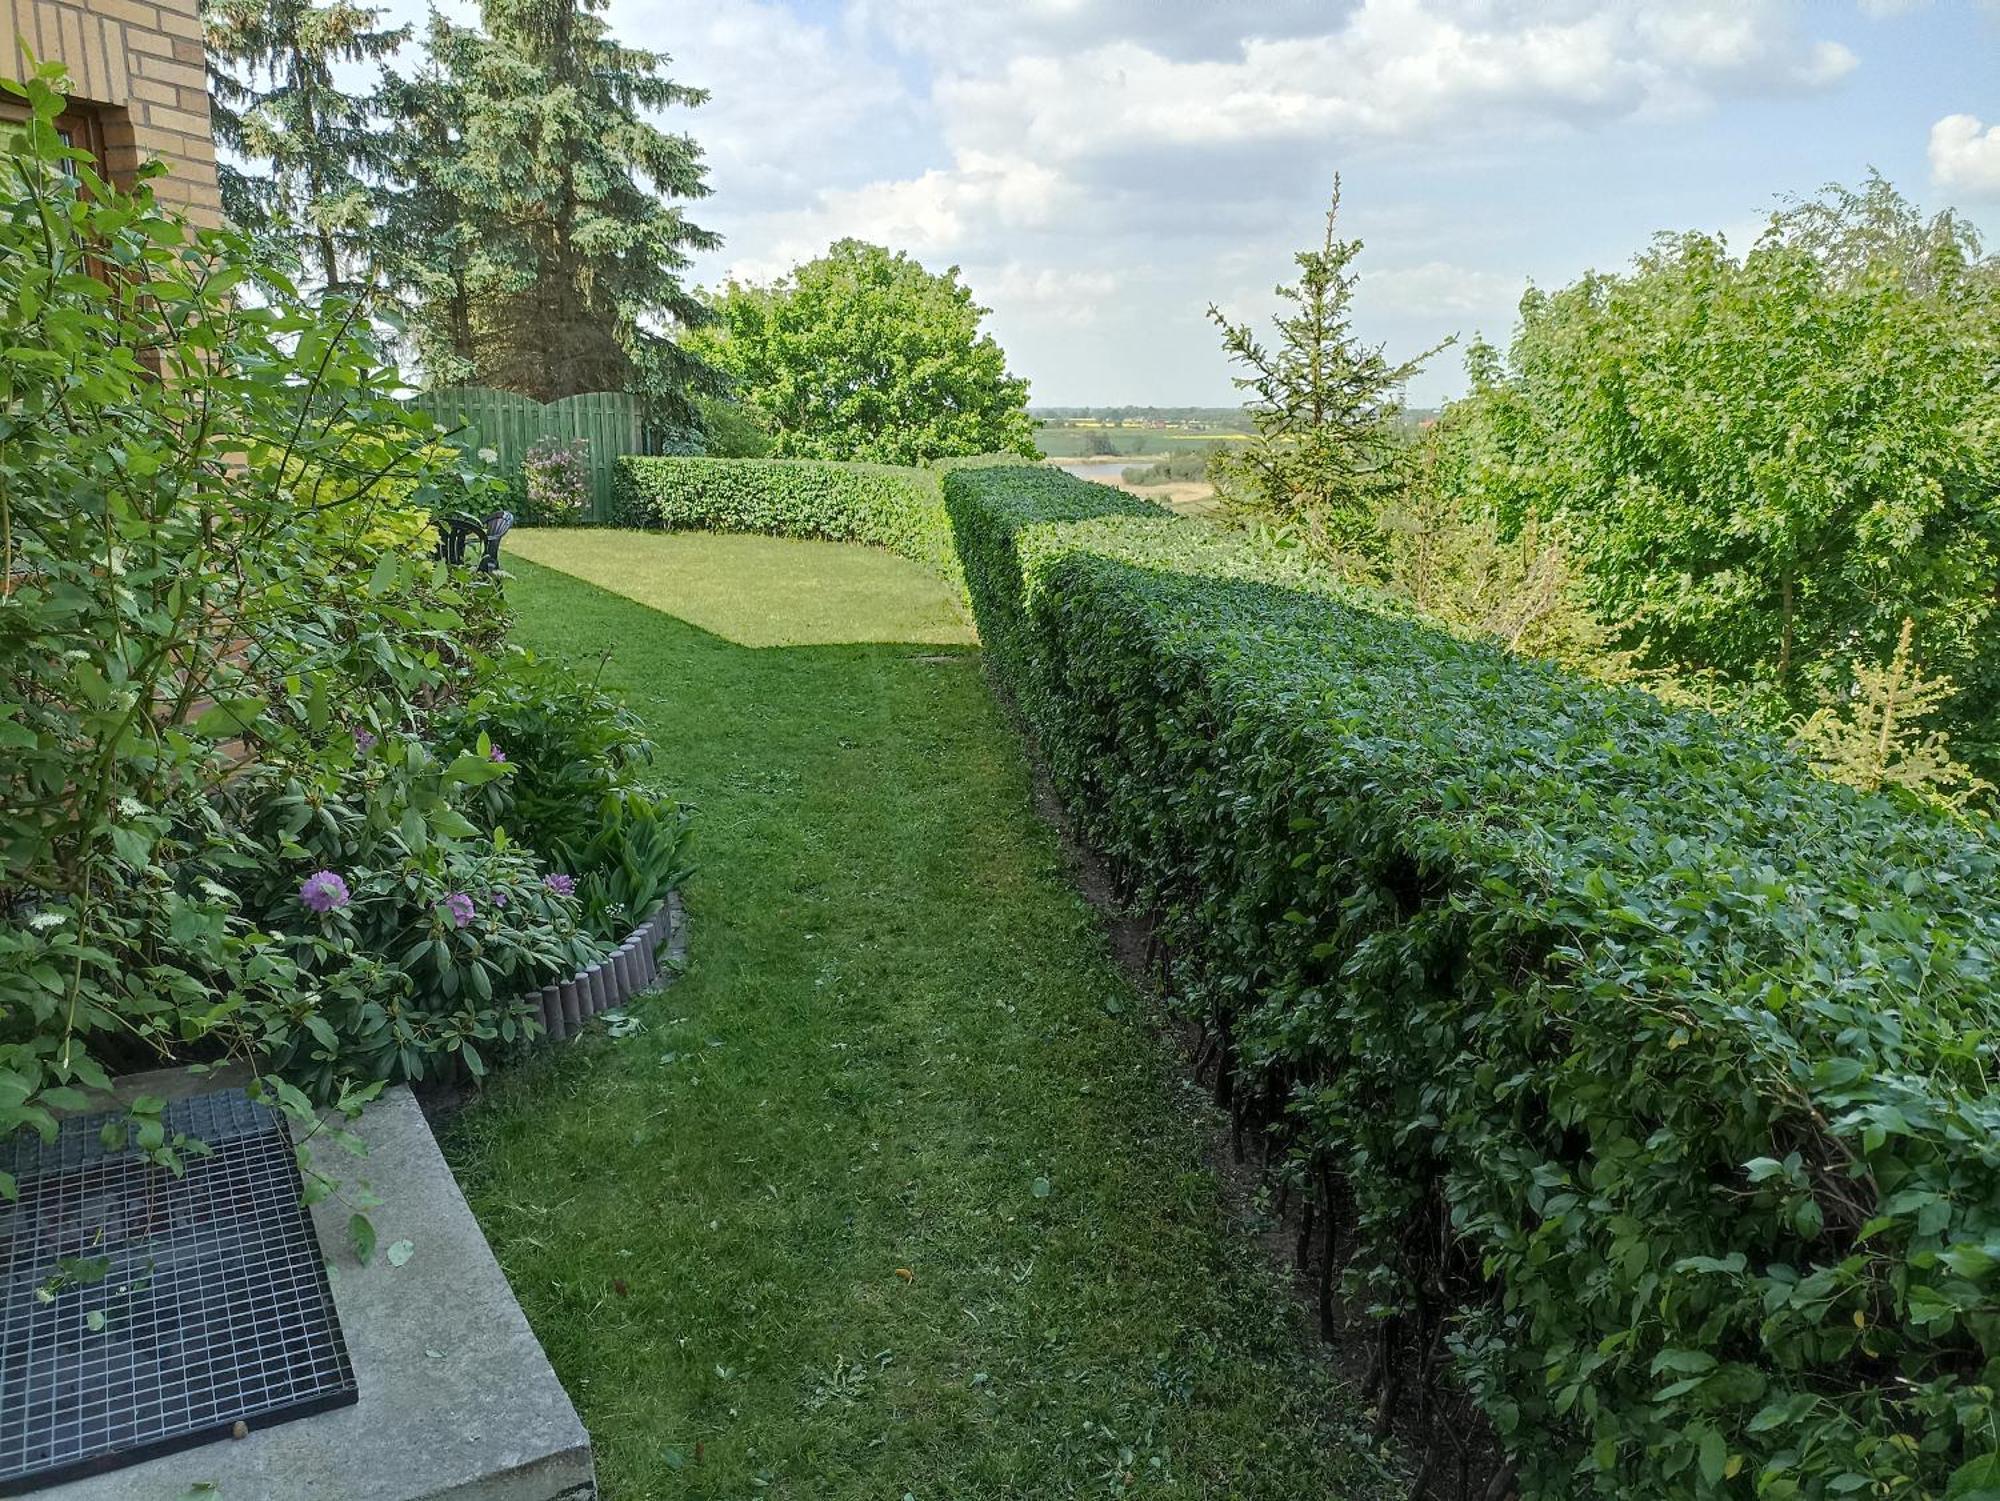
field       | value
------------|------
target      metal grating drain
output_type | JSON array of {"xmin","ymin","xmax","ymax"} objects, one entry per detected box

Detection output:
[{"xmin": 0, "ymin": 1088, "xmax": 358, "ymax": 1494}]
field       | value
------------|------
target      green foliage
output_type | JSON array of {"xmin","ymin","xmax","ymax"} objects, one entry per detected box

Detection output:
[
  {"xmin": 1122, "ymin": 446, "xmax": 1227, "ymax": 486},
  {"xmin": 1794, "ymin": 618, "xmax": 1991, "ymax": 809},
  {"xmin": 1437, "ymin": 176, "xmax": 2000, "ymax": 778},
  {"xmin": 694, "ymin": 396, "xmax": 773, "ymax": 459},
  {"xmin": 0, "ymin": 71, "xmax": 677, "ymax": 1144},
  {"xmin": 380, "ymin": 0, "xmax": 722, "ymax": 416},
  {"xmin": 435, "ymin": 648, "xmax": 691, "ymax": 936},
  {"xmin": 1370, "ymin": 442, "xmax": 1627, "ymax": 678},
  {"xmin": 201, "ymin": 0, "xmax": 408, "ymax": 287},
  {"xmin": 694, "ymin": 240, "xmax": 1037, "ymax": 466},
  {"xmin": 1209, "ymin": 180, "xmax": 1448, "ymax": 556},
  {"xmin": 947, "ymin": 463, "xmax": 2000, "ymax": 1500},
  {"xmin": 615, "ymin": 456, "xmax": 963, "ymax": 590}
]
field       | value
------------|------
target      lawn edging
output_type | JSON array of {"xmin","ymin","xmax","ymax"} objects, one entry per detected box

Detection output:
[{"xmin": 531, "ymin": 890, "xmax": 684, "ymax": 1041}]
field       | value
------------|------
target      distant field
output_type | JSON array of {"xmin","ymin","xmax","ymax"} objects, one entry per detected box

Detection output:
[{"xmin": 1034, "ymin": 419, "xmax": 1249, "ymax": 458}]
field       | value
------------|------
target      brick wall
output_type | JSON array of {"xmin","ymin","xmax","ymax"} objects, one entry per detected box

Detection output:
[{"xmin": 2, "ymin": 0, "xmax": 220, "ymax": 225}]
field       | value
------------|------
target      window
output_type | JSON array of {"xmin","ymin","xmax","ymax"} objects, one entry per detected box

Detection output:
[{"xmin": 53, "ymin": 104, "xmax": 106, "ymax": 180}]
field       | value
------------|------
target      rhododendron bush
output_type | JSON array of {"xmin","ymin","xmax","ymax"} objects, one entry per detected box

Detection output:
[{"xmin": 0, "ymin": 70, "xmax": 685, "ymax": 1168}]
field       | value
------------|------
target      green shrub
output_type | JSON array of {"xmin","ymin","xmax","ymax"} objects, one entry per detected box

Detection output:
[
  {"xmin": 0, "ymin": 69, "xmax": 679, "ymax": 1148},
  {"xmin": 438, "ymin": 649, "xmax": 692, "ymax": 941},
  {"xmin": 616, "ymin": 455, "xmax": 961, "ymax": 589},
  {"xmin": 946, "ymin": 465, "xmax": 2000, "ymax": 1499}
]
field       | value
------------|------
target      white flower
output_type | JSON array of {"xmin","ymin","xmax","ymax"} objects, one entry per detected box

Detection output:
[
  {"xmin": 477, "ymin": 447, "xmax": 499, "ymax": 465},
  {"xmin": 28, "ymin": 911, "xmax": 67, "ymax": 931}
]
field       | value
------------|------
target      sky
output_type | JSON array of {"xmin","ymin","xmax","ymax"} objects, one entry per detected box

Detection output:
[{"xmin": 387, "ymin": 0, "xmax": 2000, "ymax": 408}]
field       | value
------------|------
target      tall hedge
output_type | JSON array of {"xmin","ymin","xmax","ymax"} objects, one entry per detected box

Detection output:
[
  {"xmin": 615, "ymin": 455, "xmax": 960, "ymax": 590},
  {"xmin": 944, "ymin": 466, "xmax": 2000, "ymax": 1500}
]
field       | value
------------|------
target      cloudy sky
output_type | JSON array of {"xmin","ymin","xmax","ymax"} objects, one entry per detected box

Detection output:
[{"xmin": 393, "ymin": 0, "xmax": 2000, "ymax": 407}]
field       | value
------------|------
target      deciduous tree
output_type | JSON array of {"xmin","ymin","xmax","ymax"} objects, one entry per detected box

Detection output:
[
  {"xmin": 695, "ymin": 240, "xmax": 1037, "ymax": 466},
  {"xmin": 1439, "ymin": 177, "xmax": 2000, "ymax": 776}
]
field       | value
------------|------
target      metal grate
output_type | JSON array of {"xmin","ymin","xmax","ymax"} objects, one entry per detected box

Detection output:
[{"xmin": 0, "ymin": 1088, "xmax": 358, "ymax": 1494}]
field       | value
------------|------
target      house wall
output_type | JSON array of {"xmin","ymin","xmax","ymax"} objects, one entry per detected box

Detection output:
[{"xmin": 1, "ymin": 0, "xmax": 221, "ymax": 225}]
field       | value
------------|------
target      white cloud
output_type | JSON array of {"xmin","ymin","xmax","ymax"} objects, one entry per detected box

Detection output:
[
  {"xmin": 930, "ymin": 2, "xmax": 1854, "ymax": 171},
  {"xmin": 1930, "ymin": 114, "xmax": 2000, "ymax": 200},
  {"xmin": 718, "ymin": 151, "xmax": 1083, "ymax": 281},
  {"xmin": 1363, "ymin": 261, "xmax": 1525, "ymax": 319},
  {"xmin": 617, "ymin": 0, "xmax": 918, "ymax": 212}
]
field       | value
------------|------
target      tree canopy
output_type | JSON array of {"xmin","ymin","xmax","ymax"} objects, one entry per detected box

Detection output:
[
  {"xmin": 1436, "ymin": 175, "xmax": 2000, "ymax": 775},
  {"xmin": 391, "ymin": 0, "xmax": 722, "ymax": 413},
  {"xmin": 202, "ymin": 0, "xmax": 406, "ymax": 291},
  {"xmin": 694, "ymin": 240, "xmax": 1037, "ymax": 466}
]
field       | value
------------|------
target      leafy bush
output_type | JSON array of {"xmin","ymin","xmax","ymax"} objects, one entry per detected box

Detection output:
[
  {"xmin": 518, "ymin": 436, "xmax": 592, "ymax": 526},
  {"xmin": 947, "ymin": 464, "xmax": 2000, "ymax": 1499},
  {"xmin": 1434, "ymin": 178, "xmax": 2000, "ymax": 779},
  {"xmin": 435, "ymin": 649, "xmax": 692, "ymax": 940},
  {"xmin": 690, "ymin": 239, "xmax": 1037, "ymax": 465},
  {"xmin": 228, "ymin": 732, "xmax": 602, "ymax": 1094},
  {"xmin": 616, "ymin": 455, "xmax": 963, "ymax": 590},
  {"xmin": 0, "ymin": 69, "xmax": 677, "ymax": 1155}
]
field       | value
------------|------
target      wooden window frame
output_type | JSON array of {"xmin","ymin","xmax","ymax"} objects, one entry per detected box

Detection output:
[{"xmin": 52, "ymin": 103, "xmax": 106, "ymax": 181}]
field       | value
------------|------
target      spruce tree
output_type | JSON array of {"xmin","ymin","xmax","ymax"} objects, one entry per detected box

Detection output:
[
  {"xmin": 202, "ymin": 0, "xmax": 407, "ymax": 292},
  {"xmin": 377, "ymin": 17, "xmax": 478, "ymax": 384},
  {"xmin": 1209, "ymin": 180, "xmax": 1448, "ymax": 557},
  {"xmin": 418, "ymin": 0, "xmax": 722, "ymax": 413}
]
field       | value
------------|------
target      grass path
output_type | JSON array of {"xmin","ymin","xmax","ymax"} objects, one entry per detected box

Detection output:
[{"xmin": 446, "ymin": 534, "xmax": 1394, "ymax": 1499}]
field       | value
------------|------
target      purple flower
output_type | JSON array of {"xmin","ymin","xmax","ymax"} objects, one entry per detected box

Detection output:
[
  {"xmin": 488, "ymin": 745, "xmax": 507, "ymax": 764},
  {"xmin": 353, "ymin": 728, "xmax": 377, "ymax": 753},
  {"xmin": 299, "ymin": 870, "xmax": 351, "ymax": 914},
  {"xmin": 441, "ymin": 891, "xmax": 476, "ymax": 928},
  {"xmin": 542, "ymin": 873, "xmax": 576, "ymax": 899},
  {"xmin": 488, "ymin": 889, "xmax": 510, "ymax": 909}
]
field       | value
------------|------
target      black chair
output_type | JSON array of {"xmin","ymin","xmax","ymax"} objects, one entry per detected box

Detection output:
[{"xmin": 431, "ymin": 510, "xmax": 514, "ymax": 575}]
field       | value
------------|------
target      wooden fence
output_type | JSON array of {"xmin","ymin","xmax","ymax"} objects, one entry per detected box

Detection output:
[{"xmin": 403, "ymin": 387, "xmax": 650, "ymax": 521}]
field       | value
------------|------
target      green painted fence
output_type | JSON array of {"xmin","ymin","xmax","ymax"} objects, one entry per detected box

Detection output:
[{"xmin": 403, "ymin": 387, "xmax": 649, "ymax": 521}]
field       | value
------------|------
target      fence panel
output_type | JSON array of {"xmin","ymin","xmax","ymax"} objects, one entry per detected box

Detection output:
[{"xmin": 404, "ymin": 386, "xmax": 647, "ymax": 521}]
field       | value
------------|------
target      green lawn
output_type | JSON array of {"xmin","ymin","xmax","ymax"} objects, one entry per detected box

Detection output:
[
  {"xmin": 445, "ymin": 533, "xmax": 1396, "ymax": 1499},
  {"xmin": 507, "ymin": 527, "xmax": 973, "ymax": 648}
]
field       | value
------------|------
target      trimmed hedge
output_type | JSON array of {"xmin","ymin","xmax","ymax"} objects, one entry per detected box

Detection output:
[
  {"xmin": 615, "ymin": 455, "xmax": 960, "ymax": 590},
  {"xmin": 945, "ymin": 465, "xmax": 2000, "ymax": 1500}
]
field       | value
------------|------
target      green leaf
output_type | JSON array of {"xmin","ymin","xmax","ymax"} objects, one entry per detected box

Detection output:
[
  {"xmin": 1697, "ymin": 1427, "xmax": 1726, "ymax": 1487},
  {"xmin": 350, "ymin": 1213, "xmax": 377, "ymax": 1266},
  {"xmin": 1947, "ymin": 1453, "xmax": 2000, "ymax": 1499}
]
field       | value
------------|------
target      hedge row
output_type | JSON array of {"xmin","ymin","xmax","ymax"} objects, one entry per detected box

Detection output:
[
  {"xmin": 614, "ymin": 455, "xmax": 961, "ymax": 590},
  {"xmin": 944, "ymin": 466, "xmax": 2000, "ymax": 1500}
]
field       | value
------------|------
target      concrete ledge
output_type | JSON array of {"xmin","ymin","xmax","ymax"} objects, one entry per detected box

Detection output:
[{"xmin": 36, "ymin": 1084, "xmax": 594, "ymax": 1501}]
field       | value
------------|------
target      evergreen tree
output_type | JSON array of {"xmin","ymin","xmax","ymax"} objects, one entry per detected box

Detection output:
[
  {"xmin": 377, "ymin": 17, "xmax": 478, "ymax": 384},
  {"xmin": 413, "ymin": 0, "xmax": 722, "ymax": 413},
  {"xmin": 1209, "ymin": 179, "xmax": 1448, "ymax": 557},
  {"xmin": 202, "ymin": 0, "xmax": 407, "ymax": 291}
]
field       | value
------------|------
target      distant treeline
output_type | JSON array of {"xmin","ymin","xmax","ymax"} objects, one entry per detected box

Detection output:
[{"xmin": 1032, "ymin": 406, "xmax": 1244, "ymax": 425}]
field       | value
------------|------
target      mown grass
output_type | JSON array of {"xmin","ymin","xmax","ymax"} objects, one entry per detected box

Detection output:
[
  {"xmin": 444, "ymin": 535, "xmax": 1397, "ymax": 1499},
  {"xmin": 506, "ymin": 528, "xmax": 972, "ymax": 648}
]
